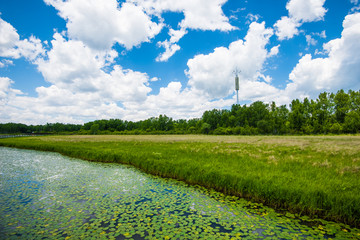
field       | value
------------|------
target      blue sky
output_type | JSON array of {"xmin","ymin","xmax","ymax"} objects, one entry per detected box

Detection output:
[{"xmin": 0, "ymin": 0, "xmax": 359, "ymax": 124}]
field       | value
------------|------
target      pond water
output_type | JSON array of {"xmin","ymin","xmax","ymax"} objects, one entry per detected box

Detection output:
[{"xmin": 0, "ymin": 147, "xmax": 359, "ymax": 240}]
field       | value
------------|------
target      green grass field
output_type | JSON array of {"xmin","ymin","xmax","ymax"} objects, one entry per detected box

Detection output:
[{"xmin": 1, "ymin": 135, "xmax": 359, "ymax": 227}]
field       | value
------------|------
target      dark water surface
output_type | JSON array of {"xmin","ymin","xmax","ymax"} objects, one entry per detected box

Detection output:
[{"xmin": 0, "ymin": 147, "xmax": 359, "ymax": 239}]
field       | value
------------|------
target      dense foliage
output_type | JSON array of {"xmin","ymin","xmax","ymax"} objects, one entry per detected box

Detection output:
[
  {"xmin": 0, "ymin": 122, "xmax": 82, "ymax": 134},
  {"xmin": 1, "ymin": 89, "xmax": 359, "ymax": 135}
]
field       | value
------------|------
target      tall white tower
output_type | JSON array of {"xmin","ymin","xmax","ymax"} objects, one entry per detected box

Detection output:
[{"xmin": 234, "ymin": 69, "xmax": 240, "ymax": 105}]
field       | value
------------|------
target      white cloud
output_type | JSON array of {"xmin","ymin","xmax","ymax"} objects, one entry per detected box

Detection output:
[
  {"xmin": 37, "ymin": 33, "xmax": 105, "ymax": 87},
  {"xmin": 274, "ymin": 16, "xmax": 301, "ymax": 40},
  {"xmin": 269, "ymin": 45, "xmax": 280, "ymax": 57},
  {"xmin": 0, "ymin": 0, "xmax": 239, "ymax": 123},
  {"xmin": 274, "ymin": 0, "xmax": 327, "ymax": 40},
  {"xmin": 306, "ymin": 35, "xmax": 317, "ymax": 46},
  {"xmin": 286, "ymin": 0, "xmax": 327, "ymax": 22},
  {"xmin": 168, "ymin": 28, "xmax": 188, "ymax": 43},
  {"xmin": 131, "ymin": 0, "xmax": 235, "ymax": 60},
  {"xmin": 44, "ymin": 0, "xmax": 236, "ymax": 61},
  {"xmin": 132, "ymin": 0, "xmax": 235, "ymax": 31},
  {"xmin": 107, "ymin": 66, "xmax": 152, "ymax": 103},
  {"xmin": 156, "ymin": 40, "xmax": 181, "ymax": 62},
  {"xmin": 37, "ymin": 32, "xmax": 152, "ymax": 103},
  {"xmin": 0, "ymin": 77, "xmax": 23, "ymax": 107},
  {"xmin": 350, "ymin": 0, "xmax": 360, "ymax": 12},
  {"xmin": 178, "ymin": 0, "xmax": 235, "ymax": 31},
  {"xmin": 3, "ymin": 0, "xmax": 358, "ymax": 125},
  {"xmin": 238, "ymin": 79, "xmax": 283, "ymax": 103},
  {"xmin": 0, "ymin": 72, "xmax": 150, "ymax": 124},
  {"xmin": 150, "ymin": 77, "xmax": 160, "ymax": 82},
  {"xmin": 0, "ymin": 20, "xmax": 281, "ymax": 124},
  {"xmin": 0, "ymin": 18, "xmax": 19, "ymax": 57},
  {"xmin": 15, "ymin": 36, "xmax": 46, "ymax": 61},
  {"xmin": 123, "ymin": 81, "xmax": 235, "ymax": 121},
  {"xmin": 318, "ymin": 30, "xmax": 326, "ymax": 38},
  {"xmin": 186, "ymin": 21, "xmax": 275, "ymax": 99},
  {"xmin": 0, "ymin": 18, "xmax": 44, "ymax": 60},
  {"xmin": 285, "ymin": 12, "xmax": 360, "ymax": 99},
  {"xmin": 0, "ymin": 59, "xmax": 13, "ymax": 68},
  {"xmin": 0, "ymin": 77, "xmax": 13, "ymax": 101},
  {"xmin": 0, "ymin": 83, "xmax": 126, "ymax": 124},
  {"xmin": 246, "ymin": 13, "xmax": 261, "ymax": 24},
  {"xmin": 0, "ymin": 30, "xmax": 157, "ymax": 124},
  {"xmin": 45, "ymin": 0, "xmax": 163, "ymax": 50},
  {"xmin": 156, "ymin": 28, "xmax": 187, "ymax": 62}
]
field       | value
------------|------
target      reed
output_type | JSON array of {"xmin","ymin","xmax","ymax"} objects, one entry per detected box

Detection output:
[{"xmin": 1, "ymin": 135, "xmax": 359, "ymax": 227}]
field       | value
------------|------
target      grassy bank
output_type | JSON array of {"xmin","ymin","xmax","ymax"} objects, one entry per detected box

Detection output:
[{"xmin": 1, "ymin": 135, "xmax": 359, "ymax": 227}]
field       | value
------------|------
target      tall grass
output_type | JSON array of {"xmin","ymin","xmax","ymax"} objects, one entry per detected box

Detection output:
[{"xmin": 1, "ymin": 135, "xmax": 359, "ymax": 227}]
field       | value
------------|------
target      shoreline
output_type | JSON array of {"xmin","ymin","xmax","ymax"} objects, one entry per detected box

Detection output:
[{"xmin": 1, "ymin": 134, "xmax": 359, "ymax": 228}]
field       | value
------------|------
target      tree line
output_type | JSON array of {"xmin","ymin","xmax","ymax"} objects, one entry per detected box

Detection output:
[
  {"xmin": 1, "ymin": 89, "xmax": 359, "ymax": 135},
  {"xmin": 0, "ymin": 122, "xmax": 82, "ymax": 134}
]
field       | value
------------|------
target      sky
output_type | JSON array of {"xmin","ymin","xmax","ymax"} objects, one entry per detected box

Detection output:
[{"xmin": 0, "ymin": 0, "xmax": 360, "ymax": 124}]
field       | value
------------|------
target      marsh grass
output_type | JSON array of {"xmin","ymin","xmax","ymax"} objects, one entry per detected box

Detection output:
[{"xmin": 1, "ymin": 135, "xmax": 360, "ymax": 227}]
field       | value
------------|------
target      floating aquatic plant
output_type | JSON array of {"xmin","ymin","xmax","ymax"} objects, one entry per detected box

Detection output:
[{"xmin": 1, "ymin": 147, "xmax": 359, "ymax": 239}]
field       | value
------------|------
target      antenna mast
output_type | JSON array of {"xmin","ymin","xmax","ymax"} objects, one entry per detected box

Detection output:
[{"xmin": 233, "ymin": 69, "xmax": 240, "ymax": 105}]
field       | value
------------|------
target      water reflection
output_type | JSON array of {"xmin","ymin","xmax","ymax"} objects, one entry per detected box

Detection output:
[{"xmin": 0, "ymin": 147, "xmax": 359, "ymax": 239}]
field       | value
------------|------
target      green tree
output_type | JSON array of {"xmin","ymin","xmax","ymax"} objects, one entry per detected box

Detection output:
[
  {"xmin": 201, "ymin": 123, "xmax": 211, "ymax": 134},
  {"xmin": 334, "ymin": 89, "xmax": 350, "ymax": 124},
  {"xmin": 202, "ymin": 109, "xmax": 222, "ymax": 130},
  {"xmin": 312, "ymin": 92, "xmax": 334, "ymax": 133},
  {"xmin": 349, "ymin": 90, "xmax": 360, "ymax": 112},
  {"xmin": 247, "ymin": 101, "xmax": 270, "ymax": 128},
  {"xmin": 344, "ymin": 111, "xmax": 360, "ymax": 133},
  {"xmin": 289, "ymin": 99, "xmax": 304, "ymax": 133},
  {"xmin": 302, "ymin": 98, "xmax": 313, "ymax": 134},
  {"xmin": 90, "ymin": 124, "xmax": 99, "ymax": 135},
  {"xmin": 270, "ymin": 102, "xmax": 289, "ymax": 134}
]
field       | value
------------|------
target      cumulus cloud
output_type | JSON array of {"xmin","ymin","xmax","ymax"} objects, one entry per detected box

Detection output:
[
  {"xmin": 107, "ymin": 66, "xmax": 152, "ymax": 103},
  {"xmin": 32, "ymin": 85, "xmax": 126, "ymax": 120},
  {"xmin": 0, "ymin": 83, "xmax": 126, "ymax": 124},
  {"xmin": 45, "ymin": 0, "xmax": 163, "ymax": 50},
  {"xmin": 306, "ymin": 35, "xmax": 317, "ymax": 46},
  {"xmin": 37, "ymin": 32, "xmax": 152, "ymax": 103},
  {"xmin": 155, "ymin": 41, "xmax": 180, "ymax": 62},
  {"xmin": 45, "ymin": 0, "xmax": 236, "ymax": 60},
  {"xmin": 0, "ymin": 71, "xmax": 149, "ymax": 124},
  {"xmin": 269, "ymin": 45, "xmax": 280, "ymax": 57},
  {"xmin": 285, "ymin": 12, "xmax": 360, "ymax": 99},
  {"xmin": 274, "ymin": 16, "xmax": 301, "ymax": 40},
  {"xmin": 37, "ymin": 33, "xmax": 105, "ymax": 87},
  {"xmin": 3, "ymin": 0, "xmax": 358, "ymax": 125},
  {"xmin": 156, "ymin": 28, "xmax": 187, "ymax": 62},
  {"xmin": 0, "ymin": 77, "xmax": 23, "ymax": 108},
  {"xmin": 0, "ymin": 18, "xmax": 19, "ymax": 57},
  {"xmin": 186, "ymin": 21, "xmax": 275, "ymax": 99},
  {"xmin": 132, "ymin": 0, "xmax": 235, "ymax": 31},
  {"xmin": 274, "ymin": 0, "xmax": 327, "ymax": 40},
  {"xmin": 0, "ymin": 30, "xmax": 156, "ymax": 124},
  {"xmin": 0, "ymin": 18, "xmax": 44, "ymax": 60},
  {"xmin": 286, "ymin": 0, "xmax": 327, "ymax": 22},
  {"xmin": 122, "ymin": 81, "xmax": 236, "ymax": 121},
  {"xmin": 0, "ymin": 77, "xmax": 13, "ymax": 102},
  {"xmin": 131, "ymin": 0, "xmax": 235, "ymax": 61},
  {"xmin": 0, "ymin": 20, "xmax": 280, "ymax": 124}
]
